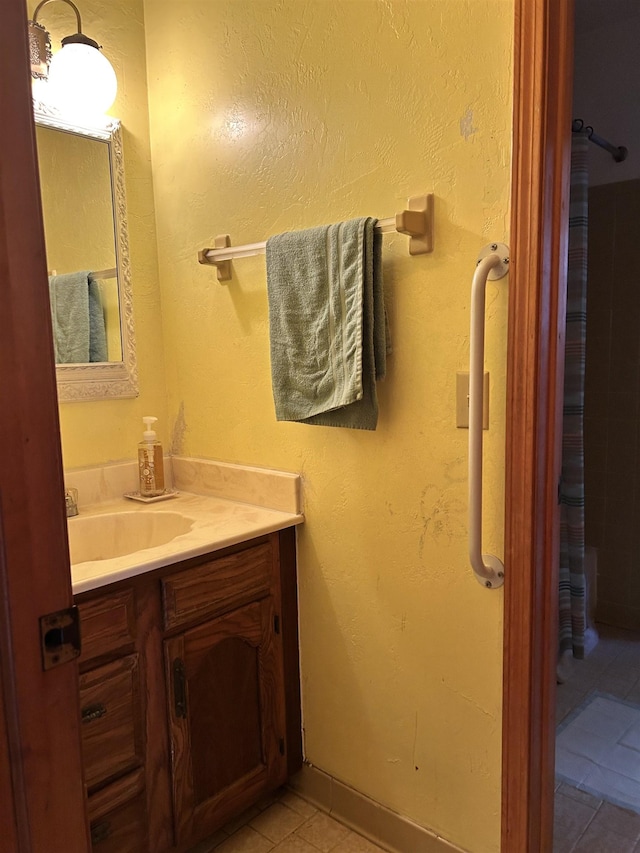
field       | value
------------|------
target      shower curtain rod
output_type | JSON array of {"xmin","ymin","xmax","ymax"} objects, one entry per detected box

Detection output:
[{"xmin": 572, "ymin": 119, "xmax": 628, "ymax": 163}]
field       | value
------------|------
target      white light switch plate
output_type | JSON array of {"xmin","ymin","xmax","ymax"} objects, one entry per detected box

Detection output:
[{"xmin": 456, "ymin": 371, "xmax": 489, "ymax": 429}]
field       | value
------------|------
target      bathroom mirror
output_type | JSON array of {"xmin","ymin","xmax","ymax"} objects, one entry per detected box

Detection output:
[{"xmin": 34, "ymin": 109, "xmax": 138, "ymax": 401}]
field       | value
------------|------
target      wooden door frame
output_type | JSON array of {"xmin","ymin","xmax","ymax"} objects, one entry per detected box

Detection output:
[
  {"xmin": 0, "ymin": 1, "xmax": 89, "ymax": 849},
  {"xmin": 502, "ymin": 0, "xmax": 575, "ymax": 850}
]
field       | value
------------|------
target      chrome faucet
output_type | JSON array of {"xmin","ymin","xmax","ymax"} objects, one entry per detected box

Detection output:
[{"xmin": 65, "ymin": 488, "xmax": 78, "ymax": 518}]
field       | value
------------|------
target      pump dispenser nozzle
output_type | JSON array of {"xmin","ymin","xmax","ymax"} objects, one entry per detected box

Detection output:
[{"xmin": 142, "ymin": 416, "xmax": 158, "ymax": 441}]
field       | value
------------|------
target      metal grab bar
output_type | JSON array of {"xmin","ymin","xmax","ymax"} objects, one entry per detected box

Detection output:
[{"xmin": 469, "ymin": 244, "xmax": 510, "ymax": 589}]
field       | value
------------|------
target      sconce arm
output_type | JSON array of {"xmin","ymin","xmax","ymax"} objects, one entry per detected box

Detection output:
[{"xmin": 32, "ymin": 0, "xmax": 83, "ymax": 35}]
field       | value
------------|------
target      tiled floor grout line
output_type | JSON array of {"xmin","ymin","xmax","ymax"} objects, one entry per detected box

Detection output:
[{"xmin": 566, "ymin": 800, "xmax": 600, "ymax": 853}]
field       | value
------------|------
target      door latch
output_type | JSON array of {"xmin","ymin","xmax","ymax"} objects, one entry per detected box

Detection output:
[{"xmin": 39, "ymin": 606, "xmax": 81, "ymax": 671}]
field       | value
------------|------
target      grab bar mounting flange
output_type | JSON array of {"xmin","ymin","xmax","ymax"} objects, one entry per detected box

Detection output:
[{"xmin": 476, "ymin": 242, "xmax": 510, "ymax": 280}]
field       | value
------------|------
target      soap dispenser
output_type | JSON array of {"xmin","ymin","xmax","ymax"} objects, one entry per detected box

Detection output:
[{"xmin": 138, "ymin": 416, "xmax": 165, "ymax": 497}]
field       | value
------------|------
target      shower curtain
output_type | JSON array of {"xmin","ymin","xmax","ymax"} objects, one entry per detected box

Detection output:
[{"xmin": 558, "ymin": 132, "xmax": 589, "ymax": 660}]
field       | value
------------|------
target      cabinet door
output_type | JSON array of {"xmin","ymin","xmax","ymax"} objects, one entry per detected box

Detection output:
[{"xmin": 165, "ymin": 597, "xmax": 287, "ymax": 845}]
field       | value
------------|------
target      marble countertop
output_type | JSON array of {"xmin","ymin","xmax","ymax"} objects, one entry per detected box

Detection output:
[{"xmin": 70, "ymin": 491, "xmax": 304, "ymax": 595}]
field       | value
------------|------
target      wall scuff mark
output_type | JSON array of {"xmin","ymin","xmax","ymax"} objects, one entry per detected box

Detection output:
[{"xmin": 460, "ymin": 107, "xmax": 478, "ymax": 140}]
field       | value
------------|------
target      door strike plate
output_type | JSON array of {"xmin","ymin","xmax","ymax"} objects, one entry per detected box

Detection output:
[{"xmin": 39, "ymin": 606, "xmax": 81, "ymax": 671}]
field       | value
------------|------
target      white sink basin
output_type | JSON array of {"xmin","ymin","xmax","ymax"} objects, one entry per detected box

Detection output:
[{"xmin": 68, "ymin": 511, "xmax": 194, "ymax": 564}]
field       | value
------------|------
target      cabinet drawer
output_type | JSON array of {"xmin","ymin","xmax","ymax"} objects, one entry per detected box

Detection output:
[
  {"xmin": 80, "ymin": 654, "xmax": 143, "ymax": 791},
  {"xmin": 162, "ymin": 541, "xmax": 273, "ymax": 630},
  {"xmin": 89, "ymin": 794, "xmax": 147, "ymax": 853},
  {"xmin": 77, "ymin": 588, "xmax": 136, "ymax": 664}
]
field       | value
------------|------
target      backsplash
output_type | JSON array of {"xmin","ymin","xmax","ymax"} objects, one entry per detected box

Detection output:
[
  {"xmin": 171, "ymin": 456, "xmax": 302, "ymax": 515},
  {"xmin": 64, "ymin": 456, "xmax": 302, "ymax": 515}
]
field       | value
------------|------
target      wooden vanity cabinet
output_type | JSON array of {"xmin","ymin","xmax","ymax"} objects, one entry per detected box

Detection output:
[
  {"xmin": 75, "ymin": 588, "xmax": 147, "ymax": 852},
  {"xmin": 74, "ymin": 528, "xmax": 301, "ymax": 853}
]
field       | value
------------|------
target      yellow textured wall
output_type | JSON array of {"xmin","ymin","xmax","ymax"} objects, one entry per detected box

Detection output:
[
  {"xmin": 145, "ymin": 2, "xmax": 512, "ymax": 850},
  {"xmin": 30, "ymin": 0, "xmax": 168, "ymax": 467}
]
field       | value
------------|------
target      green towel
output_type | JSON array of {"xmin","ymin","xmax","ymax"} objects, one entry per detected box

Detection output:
[
  {"xmin": 48, "ymin": 271, "xmax": 91, "ymax": 363},
  {"xmin": 266, "ymin": 217, "xmax": 387, "ymax": 430},
  {"xmin": 48, "ymin": 271, "xmax": 108, "ymax": 363},
  {"xmin": 88, "ymin": 275, "xmax": 108, "ymax": 362}
]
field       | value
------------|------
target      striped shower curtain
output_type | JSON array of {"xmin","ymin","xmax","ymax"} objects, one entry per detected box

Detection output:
[{"xmin": 558, "ymin": 132, "xmax": 588, "ymax": 659}]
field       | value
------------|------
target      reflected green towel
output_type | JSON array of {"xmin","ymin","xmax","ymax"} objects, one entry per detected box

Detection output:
[
  {"xmin": 266, "ymin": 217, "xmax": 387, "ymax": 430},
  {"xmin": 88, "ymin": 275, "xmax": 108, "ymax": 362},
  {"xmin": 48, "ymin": 271, "xmax": 91, "ymax": 363},
  {"xmin": 48, "ymin": 271, "xmax": 108, "ymax": 363}
]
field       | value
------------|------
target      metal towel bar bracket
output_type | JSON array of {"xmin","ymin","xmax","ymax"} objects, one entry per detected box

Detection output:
[{"xmin": 469, "ymin": 242, "xmax": 510, "ymax": 589}]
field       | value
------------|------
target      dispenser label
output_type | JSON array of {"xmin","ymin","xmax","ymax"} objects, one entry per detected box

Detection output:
[{"xmin": 138, "ymin": 447, "xmax": 165, "ymax": 496}]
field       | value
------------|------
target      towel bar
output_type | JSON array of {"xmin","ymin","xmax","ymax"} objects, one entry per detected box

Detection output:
[
  {"xmin": 48, "ymin": 267, "xmax": 117, "ymax": 280},
  {"xmin": 89, "ymin": 268, "xmax": 117, "ymax": 281},
  {"xmin": 469, "ymin": 242, "xmax": 509, "ymax": 589},
  {"xmin": 198, "ymin": 193, "xmax": 434, "ymax": 282}
]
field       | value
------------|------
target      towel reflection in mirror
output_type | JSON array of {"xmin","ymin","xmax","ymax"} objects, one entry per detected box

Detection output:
[{"xmin": 48, "ymin": 270, "xmax": 107, "ymax": 363}]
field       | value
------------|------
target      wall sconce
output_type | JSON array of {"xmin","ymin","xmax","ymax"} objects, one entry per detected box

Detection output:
[{"xmin": 28, "ymin": 0, "xmax": 117, "ymax": 122}]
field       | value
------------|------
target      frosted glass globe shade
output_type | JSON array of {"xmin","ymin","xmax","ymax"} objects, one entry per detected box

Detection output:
[{"xmin": 47, "ymin": 43, "xmax": 117, "ymax": 120}]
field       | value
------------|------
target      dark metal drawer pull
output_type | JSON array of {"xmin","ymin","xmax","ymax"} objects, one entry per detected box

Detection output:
[
  {"xmin": 90, "ymin": 820, "xmax": 111, "ymax": 844},
  {"xmin": 81, "ymin": 703, "xmax": 107, "ymax": 723},
  {"xmin": 173, "ymin": 658, "xmax": 187, "ymax": 718}
]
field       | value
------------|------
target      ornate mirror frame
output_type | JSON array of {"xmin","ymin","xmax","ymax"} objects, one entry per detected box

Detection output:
[{"xmin": 34, "ymin": 108, "xmax": 138, "ymax": 402}]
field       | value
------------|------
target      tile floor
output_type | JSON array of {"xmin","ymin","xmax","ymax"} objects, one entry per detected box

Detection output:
[
  {"xmin": 187, "ymin": 788, "xmax": 388, "ymax": 853},
  {"xmin": 556, "ymin": 694, "xmax": 640, "ymax": 811},
  {"xmin": 554, "ymin": 623, "xmax": 640, "ymax": 852}
]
